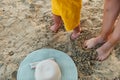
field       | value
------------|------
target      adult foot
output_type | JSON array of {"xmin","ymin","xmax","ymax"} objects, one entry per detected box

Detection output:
[
  {"xmin": 84, "ymin": 35, "xmax": 106, "ymax": 49},
  {"xmin": 96, "ymin": 41, "xmax": 113, "ymax": 61}
]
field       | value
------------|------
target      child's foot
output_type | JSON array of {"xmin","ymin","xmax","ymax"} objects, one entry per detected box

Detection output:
[
  {"xmin": 70, "ymin": 25, "xmax": 81, "ymax": 40},
  {"xmin": 50, "ymin": 15, "xmax": 62, "ymax": 32},
  {"xmin": 84, "ymin": 35, "xmax": 106, "ymax": 49},
  {"xmin": 96, "ymin": 41, "xmax": 114, "ymax": 61},
  {"xmin": 50, "ymin": 24, "xmax": 61, "ymax": 32}
]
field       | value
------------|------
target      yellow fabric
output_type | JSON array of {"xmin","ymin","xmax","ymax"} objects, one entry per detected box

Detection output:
[{"xmin": 52, "ymin": 0, "xmax": 82, "ymax": 31}]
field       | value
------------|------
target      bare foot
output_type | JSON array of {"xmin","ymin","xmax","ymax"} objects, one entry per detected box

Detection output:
[
  {"xmin": 50, "ymin": 24, "xmax": 61, "ymax": 32},
  {"xmin": 84, "ymin": 35, "xmax": 106, "ymax": 49},
  {"xmin": 96, "ymin": 41, "xmax": 114, "ymax": 61},
  {"xmin": 70, "ymin": 25, "xmax": 81, "ymax": 40},
  {"xmin": 50, "ymin": 15, "xmax": 62, "ymax": 32}
]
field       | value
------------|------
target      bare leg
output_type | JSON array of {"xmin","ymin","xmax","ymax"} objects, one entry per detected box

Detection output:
[
  {"xmin": 50, "ymin": 14, "xmax": 62, "ymax": 32},
  {"xmin": 84, "ymin": 0, "xmax": 120, "ymax": 48},
  {"xmin": 71, "ymin": 24, "xmax": 81, "ymax": 40},
  {"xmin": 96, "ymin": 16, "xmax": 120, "ymax": 61}
]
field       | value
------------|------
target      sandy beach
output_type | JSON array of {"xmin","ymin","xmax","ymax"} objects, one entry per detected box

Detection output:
[{"xmin": 0, "ymin": 0, "xmax": 120, "ymax": 80}]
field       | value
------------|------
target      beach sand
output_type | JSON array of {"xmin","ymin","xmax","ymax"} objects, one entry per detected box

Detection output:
[{"xmin": 0, "ymin": 0, "xmax": 120, "ymax": 80}]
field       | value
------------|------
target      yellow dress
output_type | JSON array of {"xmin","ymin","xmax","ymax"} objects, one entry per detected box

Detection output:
[{"xmin": 52, "ymin": 0, "xmax": 82, "ymax": 31}]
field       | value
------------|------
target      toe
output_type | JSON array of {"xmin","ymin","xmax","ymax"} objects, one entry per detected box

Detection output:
[
  {"xmin": 96, "ymin": 56, "xmax": 98, "ymax": 60},
  {"xmin": 50, "ymin": 25, "xmax": 59, "ymax": 32},
  {"xmin": 84, "ymin": 38, "xmax": 95, "ymax": 49},
  {"xmin": 50, "ymin": 25, "xmax": 56, "ymax": 32},
  {"xmin": 101, "ymin": 56, "xmax": 108, "ymax": 61},
  {"xmin": 96, "ymin": 56, "xmax": 99, "ymax": 61},
  {"xmin": 70, "ymin": 32, "xmax": 80, "ymax": 40},
  {"xmin": 84, "ymin": 40, "xmax": 88, "ymax": 48},
  {"xmin": 99, "ymin": 57, "xmax": 103, "ymax": 61},
  {"xmin": 97, "ymin": 56, "xmax": 102, "ymax": 61}
]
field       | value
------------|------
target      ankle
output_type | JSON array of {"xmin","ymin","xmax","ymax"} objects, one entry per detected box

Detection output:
[
  {"xmin": 108, "ymin": 37, "xmax": 119, "ymax": 46},
  {"xmin": 73, "ymin": 26, "xmax": 80, "ymax": 33},
  {"xmin": 97, "ymin": 35, "xmax": 107, "ymax": 42}
]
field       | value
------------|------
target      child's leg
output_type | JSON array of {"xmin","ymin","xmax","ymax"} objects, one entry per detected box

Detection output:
[
  {"xmin": 84, "ymin": 0, "xmax": 120, "ymax": 48},
  {"xmin": 96, "ymin": 16, "xmax": 120, "ymax": 61},
  {"xmin": 71, "ymin": 24, "xmax": 81, "ymax": 40},
  {"xmin": 50, "ymin": 14, "xmax": 62, "ymax": 32}
]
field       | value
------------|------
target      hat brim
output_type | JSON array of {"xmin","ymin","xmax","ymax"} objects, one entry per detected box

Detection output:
[{"xmin": 17, "ymin": 48, "xmax": 78, "ymax": 80}]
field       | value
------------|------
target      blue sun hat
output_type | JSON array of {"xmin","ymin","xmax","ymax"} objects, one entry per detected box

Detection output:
[{"xmin": 17, "ymin": 48, "xmax": 78, "ymax": 80}]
